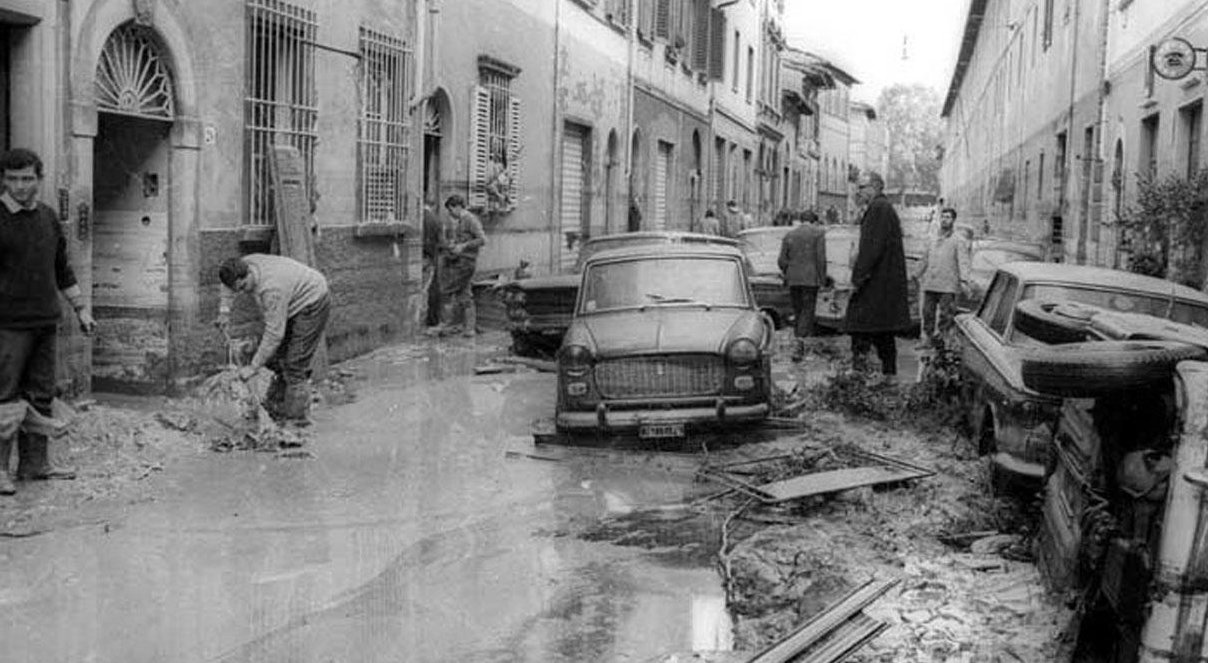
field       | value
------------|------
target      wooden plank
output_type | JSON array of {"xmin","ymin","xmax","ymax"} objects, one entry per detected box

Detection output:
[
  {"xmin": 746, "ymin": 577, "xmax": 900, "ymax": 663},
  {"xmin": 268, "ymin": 145, "xmax": 327, "ymax": 377},
  {"xmin": 755, "ymin": 466, "xmax": 930, "ymax": 504},
  {"xmin": 797, "ymin": 612, "xmax": 888, "ymax": 663}
]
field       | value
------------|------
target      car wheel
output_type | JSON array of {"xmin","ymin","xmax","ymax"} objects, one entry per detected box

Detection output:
[
  {"xmin": 1021, "ymin": 340, "xmax": 1207, "ymax": 397},
  {"xmin": 1013, "ymin": 299, "xmax": 1099, "ymax": 344}
]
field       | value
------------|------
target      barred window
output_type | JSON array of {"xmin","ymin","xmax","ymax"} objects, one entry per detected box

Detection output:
[
  {"xmin": 244, "ymin": 0, "xmax": 317, "ymax": 226},
  {"xmin": 471, "ymin": 58, "xmax": 521, "ymax": 211},
  {"xmin": 358, "ymin": 27, "xmax": 412, "ymax": 223}
]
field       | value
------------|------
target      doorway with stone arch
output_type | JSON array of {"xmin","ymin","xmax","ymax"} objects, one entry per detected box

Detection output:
[{"xmin": 89, "ymin": 22, "xmax": 176, "ymax": 393}]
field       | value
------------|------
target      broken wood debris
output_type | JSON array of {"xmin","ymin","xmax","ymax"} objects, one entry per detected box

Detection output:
[
  {"xmin": 697, "ymin": 449, "xmax": 933, "ymax": 505},
  {"xmin": 504, "ymin": 450, "xmax": 561, "ymax": 462},
  {"xmin": 497, "ymin": 356, "xmax": 557, "ymax": 373},
  {"xmin": 746, "ymin": 577, "xmax": 900, "ymax": 663}
]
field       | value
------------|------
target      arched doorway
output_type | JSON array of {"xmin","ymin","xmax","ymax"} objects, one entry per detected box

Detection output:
[
  {"xmin": 423, "ymin": 89, "xmax": 450, "ymax": 205},
  {"xmin": 605, "ymin": 130, "xmax": 618, "ymax": 234},
  {"xmin": 90, "ymin": 22, "xmax": 176, "ymax": 393}
]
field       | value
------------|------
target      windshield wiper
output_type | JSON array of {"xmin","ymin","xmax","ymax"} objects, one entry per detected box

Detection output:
[{"xmin": 643, "ymin": 293, "xmax": 712, "ymax": 309}]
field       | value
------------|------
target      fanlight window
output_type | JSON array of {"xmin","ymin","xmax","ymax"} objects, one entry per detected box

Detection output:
[{"xmin": 95, "ymin": 23, "xmax": 175, "ymax": 120}]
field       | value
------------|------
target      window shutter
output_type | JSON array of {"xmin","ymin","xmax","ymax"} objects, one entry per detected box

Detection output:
[
  {"xmin": 692, "ymin": 0, "xmax": 708, "ymax": 71},
  {"xmin": 638, "ymin": 0, "xmax": 653, "ymax": 38},
  {"xmin": 508, "ymin": 96, "xmax": 522, "ymax": 203},
  {"xmin": 655, "ymin": 0, "xmax": 670, "ymax": 39},
  {"xmin": 708, "ymin": 9, "xmax": 725, "ymax": 80},
  {"xmin": 469, "ymin": 85, "xmax": 490, "ymax": 208}
]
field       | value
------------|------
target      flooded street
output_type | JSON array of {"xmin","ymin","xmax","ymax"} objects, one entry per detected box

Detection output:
[{"xmin": 0, "ymin": 339, "xmax": 734, "ymax": 663}]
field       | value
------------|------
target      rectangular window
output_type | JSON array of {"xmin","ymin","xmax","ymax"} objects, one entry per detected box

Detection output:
[
  {"xmin": 1055, "ymin": 131, "xmax": 1067, "ymax": 200},
  {"xmin": 471, "ymin": 59, "xmax": 521, "ymax": 210},
  {"xmin": 638, "ymin": 0, "xmax": 654, "ymax": 40},
  {"xmin": 1023, "ymin": 159, "xmax": 1030, "ymax": 208},
  {"xmin": 742, "ymin": 148, "xmax": 752, "ymax": 206},
  {"xmin": 732, "ymin": 31, "xmax": 740, "ymax": 92},
  {"xmin": 708, "ymin": 9, "xmax": 725, "ymax": 80},
  {"xmin": 1042, "ymin": 0, "xmax": 1054, "ymax": 49},
  {"xmin": 655, "ymin": 0, "xmax": 671, "ymax": 39},
  {"xmin": 745, "ymin": 45, "xmax": 754, "ymax": 102},
  {"xmin": 357, "ymin": 28, "xmax": 412, "ymax": 224},
  {"xmin": 1145, "ymin": 45, "xmax": 1156, "ymax": 98},
  {"xmin": 1182, "ymin": 101, "xmax": 1202, "ymax": 178},
  {"xmin": 1141, "ymin": 114, "xmax": 1159, "ymax": 180},
  {"xmin": 691, "ymin": 0, "xmax": 709, "ymax": 71},
  {"xmin": 244, "ymin": 0, "xmax": 318, "ymax": 226}
]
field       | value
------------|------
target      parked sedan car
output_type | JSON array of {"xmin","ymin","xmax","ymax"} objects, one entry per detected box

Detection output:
[
  {"xmin": 555, "ymin": 243, "xmax": 773, "ymax": 436},
  {"xmin": 954, "ymin": 261, "xmax": 1208, "ymax": 490},
  {"xmin": 501, "ymin": 232, "xmax": 738, "ymax": 356},
  {"xmin": 736, "ymin": 226, "xmax": 792, "ymax": 328}
]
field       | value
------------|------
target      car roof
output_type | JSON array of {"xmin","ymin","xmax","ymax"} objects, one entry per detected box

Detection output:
[
  {"xmin": 584, "ymin": 242, "xmax": 747, "ymax": 264},
  {"xmin": 584, "ymin": 230, "xmax": 739, "ymax": 247},
  {"xmin": 999, "ymin": 261, "xmax": 1208, "ymax": 303}
]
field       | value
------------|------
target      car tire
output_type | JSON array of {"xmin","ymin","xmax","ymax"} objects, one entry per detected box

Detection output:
[
  {"xmin": 1013, "ymin": 299, "xmax": 1099, "ymax": 344},
  {"xmin": 1020, "ymin": 340, "xmax": 1207, "ymax": 397}
]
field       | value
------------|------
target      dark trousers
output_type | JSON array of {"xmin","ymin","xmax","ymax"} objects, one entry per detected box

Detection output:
[
  {"xmin": 267, "ymin": 294, "xmax": 331, "ymax": 386},
  {"xmin": 789, "ymin": 286, "xmax": 819, "ymax": 338},
  {"xmin": 851, "ymin": 332, "xmax": 898, "ymax": 376},
  {"xmin": 0, "ymin": 327, "xmax": 56, "ymax": 417},
  {"xmin": 921, "ymin": 290, "xmax": 957, "ymax": 340}
]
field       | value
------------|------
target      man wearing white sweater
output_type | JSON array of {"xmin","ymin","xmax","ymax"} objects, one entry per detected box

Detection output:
[
  {"xmin": 217, "ymin": 253, "xmax": 330, "ymax": 424},
  {"xmin": 913, "ymin": 208, "xmax": 969, "ymax": 347}
]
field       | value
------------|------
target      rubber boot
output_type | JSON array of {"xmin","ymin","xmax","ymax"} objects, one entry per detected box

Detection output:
[
  {"xmin": 280, "ymin": 382, "xmax": 312, "ymax": 427},
  {"xmin": 462, "ymin": 299, "xmax": 477, "ymax": 338},
  {"xmin": 16, "ymin": 431, "xmax": 76, "ymax": 481},
  {"xmin": 791, "ymin": 338, "xmax": 804, "ymax": 363},
  {"xmin": 0, "ymin": 435, "xmax": 14, "ymax": 495},
  {"xmin": 264, "ymin": 374, "xmax": 287, "ymax": 421}
]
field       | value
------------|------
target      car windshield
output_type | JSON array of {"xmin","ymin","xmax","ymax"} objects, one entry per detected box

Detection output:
[
  {"xmin": 1022, "ymin": 284, "xmax": 1208, "ymax": 327},
  {"xmin": 738, "ymin": 231, "xmax": 787, "ymax": 274},
  {"xmin": 580, "ymin": 257, "xmax": 748, "ymax": 313}
]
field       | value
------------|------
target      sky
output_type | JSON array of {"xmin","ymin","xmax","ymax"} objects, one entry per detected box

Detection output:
[{"xmin": 782, "ymin": 0, "xmax": 970, "ymax": 104}]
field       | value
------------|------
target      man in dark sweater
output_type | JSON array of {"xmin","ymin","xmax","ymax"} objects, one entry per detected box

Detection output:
[{"xmin": 0, "ymin": 148, "xmax": 93, "ymax": 495}]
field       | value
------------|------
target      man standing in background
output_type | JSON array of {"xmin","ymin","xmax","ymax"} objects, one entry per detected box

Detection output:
[
  {"xmin": 778, "ymin": 212, "xmax": 828, "ymax": 362},
  {"xmin": 437, "ymin": 195, "xmax": 486, "ymax": 338},
  {"xmin": 914, "ymin": 207, "xmax": 969, "ymax": 347}
]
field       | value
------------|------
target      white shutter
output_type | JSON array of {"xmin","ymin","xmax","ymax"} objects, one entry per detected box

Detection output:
[
  {"xmin": 469, "ymin": 85, "xmax": 490, "ymax": 208},
  {"xmin": 508, "ymin": 97, "xmax": 522, "ymax": 204},
  {"xmin": 560, "ymin": 125, "xmax": 586, "ymax": 272},
  {"xmin": 654, "ymin": 143, "xmax": 671, "ymax": 230}
]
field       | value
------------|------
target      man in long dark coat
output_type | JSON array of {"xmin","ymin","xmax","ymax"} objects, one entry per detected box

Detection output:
[{"xmin": 845, "ymin": 171, "xmax": 911, "ymax": 381}]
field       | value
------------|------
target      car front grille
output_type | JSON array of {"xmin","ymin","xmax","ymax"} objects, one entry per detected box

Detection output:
[
  {"xmin": 595, "ymin": 354, "xmax": 725, "ymax": 398},
  {"xmin": 523, "ymin": 288, "xmax": 577, "ymax": 317}
]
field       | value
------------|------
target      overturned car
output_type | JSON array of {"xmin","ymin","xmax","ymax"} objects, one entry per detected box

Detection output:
[{"xmin": 554, "ymin": 243, "xmax": 773, "ymax": 436}]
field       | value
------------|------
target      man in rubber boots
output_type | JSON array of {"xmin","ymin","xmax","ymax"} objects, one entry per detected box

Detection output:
[
  {"xmin": 914, "ymin": 207, "xmax": 969, "ymax": 347},
  {"xmin": 0, "ymin": 148, "xmax": 92, "ymax": 495},
  {"xmin": 845, "ymin": 171, "xmax": 911, "ymax": 382},
  {"xmin": 217, "ymin": 254, "xmax": 330, "ymax": 425},
  {"xmin": 436, "ymin": 195, "xmax": 486, "ymax": 337}
]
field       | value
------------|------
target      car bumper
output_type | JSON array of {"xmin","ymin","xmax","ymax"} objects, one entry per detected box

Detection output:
[{"xmin": 556, "ymin": 401, "xmax": 770, "ymax": 431}]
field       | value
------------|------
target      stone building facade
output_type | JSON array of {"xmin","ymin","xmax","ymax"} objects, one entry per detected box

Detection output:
[{"xmin": 939, "ymin": 0, "xmax": 1208, "ymax": 267}]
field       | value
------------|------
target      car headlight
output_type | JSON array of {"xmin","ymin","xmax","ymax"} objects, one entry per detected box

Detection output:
[
  {"xmin": 560, "ymin": 344, "xmax": 593, "ymax": 376},
  {"xmin": 727, "ymin": 338, "xmax": 759, "ymax": 364}
]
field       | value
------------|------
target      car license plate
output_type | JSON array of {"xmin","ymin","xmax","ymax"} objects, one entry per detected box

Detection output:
[{"xmin": 639, "ymin": 422, "xmax": 685, "ymax": 439}]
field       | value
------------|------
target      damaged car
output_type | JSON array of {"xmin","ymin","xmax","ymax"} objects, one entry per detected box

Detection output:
[{"xmin": 554, "ymin": 243, "xmax": 773, "ymax": 436}]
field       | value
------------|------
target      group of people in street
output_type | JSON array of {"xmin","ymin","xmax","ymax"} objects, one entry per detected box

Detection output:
[
  {"xmin": 776, "ymin": 170, "xmax": 969, "ymax": 383},
  {"xmin": 422, "ymin": 195, "xmax": 486, "ymax": 338},
  {"xmin": 696, "ymin": 200, "xmax": 754, "ymax": 238}
]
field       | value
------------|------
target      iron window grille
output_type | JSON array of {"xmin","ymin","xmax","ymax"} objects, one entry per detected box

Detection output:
[
  {"xmin": 358, "ymin": 27, "xmax": 412, "ymax": 224},
  {"xmin": 471, "ymin": 59, "xmax": 521, "ymax": 211},
  {"xmin": 244, "ymin": 0, "xmax": 317, "ymax": 226}
]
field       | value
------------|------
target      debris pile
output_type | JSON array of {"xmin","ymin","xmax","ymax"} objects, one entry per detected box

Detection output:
[{"xmin": 190, "ymin": 368, "xmax": 311, "ymax": 456}]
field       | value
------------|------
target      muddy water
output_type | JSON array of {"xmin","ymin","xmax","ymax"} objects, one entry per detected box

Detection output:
[{"xmin": 0, "ymin": 344, "xmax": 732, "ymax": 663}]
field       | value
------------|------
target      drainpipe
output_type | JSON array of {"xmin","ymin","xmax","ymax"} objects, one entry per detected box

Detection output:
[
  {"xmin": 1091, "ymin": 0, "xmax": 1110, "ymax": 267},
  {"xmin": 549, "ymin": 0, "xmax": 562, "ymax": 272},
  {"xmin": 1065, "ymin": 0, "xmax": 1081, "ymax": 264}
]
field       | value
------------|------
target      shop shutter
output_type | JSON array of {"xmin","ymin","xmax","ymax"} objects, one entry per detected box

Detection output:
[
  {"xmin": 468, "ymin": 85, "xmax": 490, "ymax": 208},
  {"xmin": 708, "ymin": 9, "xmax": 725, "ymax": 80},
  {"xmin": 560, "ymin": 125, "xmax": 587, "ymax": 272}
]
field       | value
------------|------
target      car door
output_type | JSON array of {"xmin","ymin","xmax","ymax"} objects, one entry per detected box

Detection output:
[{"xmin": 956, "ymin": 272, "xmax": 1021, "ymax": 435}]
